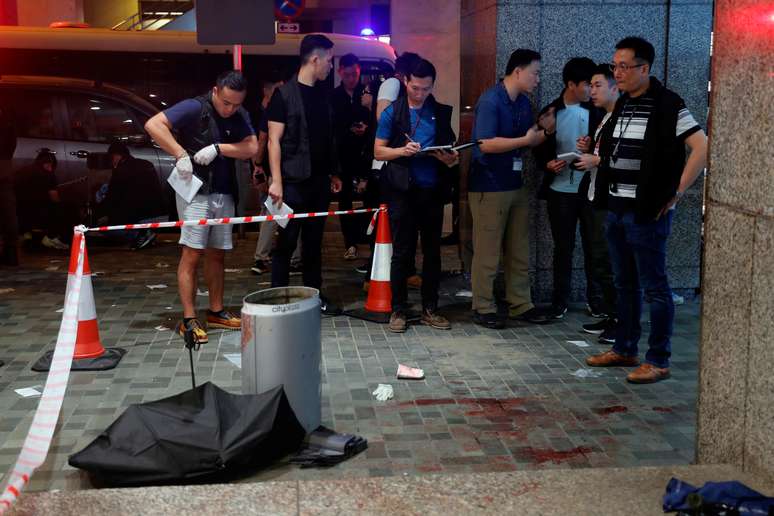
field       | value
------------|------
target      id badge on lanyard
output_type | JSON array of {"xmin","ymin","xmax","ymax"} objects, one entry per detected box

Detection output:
[{"xmin": 512, "ymin": 157, "xmax": 523, "ymax": 172}]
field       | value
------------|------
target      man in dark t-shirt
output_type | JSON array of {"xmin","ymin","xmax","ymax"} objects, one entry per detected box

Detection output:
[
  {"xmin": 267, "ymin": 34, "xmax": 342, "ymax": 313},
  {"xmin": 145, "ymin": 70, "xmax": 258, "ymax": 345}
]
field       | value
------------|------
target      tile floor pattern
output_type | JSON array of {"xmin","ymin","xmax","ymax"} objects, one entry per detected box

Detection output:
[{"xmin": 0, "ymin": 224, "xmax": 699, "ymax": 492}]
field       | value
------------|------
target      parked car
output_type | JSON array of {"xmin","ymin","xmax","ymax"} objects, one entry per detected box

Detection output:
[{"xmin": 0, "ymin": 75, "xmax": 175, "ymax": 217}]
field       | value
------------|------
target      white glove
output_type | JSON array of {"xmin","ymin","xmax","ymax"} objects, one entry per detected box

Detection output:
[
  {"xmin": 193, "ymin": 144, "xmax": 219, "ymax": 165},
  {"xmin": 176, "ymin": 154, "xmax": 193, "ymax": 180},
  {"xmin": 372, "ymin": 384, "xmax": 394, "ymax": 401}
]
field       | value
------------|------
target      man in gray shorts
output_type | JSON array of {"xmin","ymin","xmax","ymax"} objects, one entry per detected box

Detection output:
[{"xmin": 145, "ymin": 71, "xmax": 258, "ymax": 344}]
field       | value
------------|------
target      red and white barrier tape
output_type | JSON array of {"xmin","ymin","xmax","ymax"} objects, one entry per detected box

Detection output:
[
  {"xmin": 366, "ymin": 210, "xmax": 380, "ymax": 236},
  {"xmin": 85, "ymin": 207, "xmax": 383, "ymax": 233},
  {"xmin": 0, "ymin": 231, "xmax": 86, "ymax": 513},
  {"xmin": 0, "ymin": 206, "xmax": 386, "ymax": 511}
]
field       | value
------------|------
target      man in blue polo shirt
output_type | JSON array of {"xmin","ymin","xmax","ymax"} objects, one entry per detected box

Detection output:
[
  {"xmin": 374, "ymin": 58, "xmax": 459, "ymax": 333},
  {"xmin": 468, "ymin": 49, "xmax": 555, "ymax": 329}
]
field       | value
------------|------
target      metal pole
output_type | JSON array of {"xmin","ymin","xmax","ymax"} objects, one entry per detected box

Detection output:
[{"xmin": 232, "ymin": 44, "xmax": 243, "ymax": 71}]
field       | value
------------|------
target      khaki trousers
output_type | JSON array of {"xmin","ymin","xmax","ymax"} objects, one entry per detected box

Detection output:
[{"xmin": 469, "ymin": 189, "xmax": 533, "ymax": 316}]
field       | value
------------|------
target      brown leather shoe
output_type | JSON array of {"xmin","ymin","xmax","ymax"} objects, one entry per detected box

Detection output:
[
  {"xmin": 421, "ymin": 309, "xmax": 451, "ymax": 330},
  {"xmin": 627, "ymin": 363, "xmax": 671, "ymax": 384},
  {"xmin": 586, "ymin": 350, "xmax": 640, "ymax": 367},
  {"xmin": 389, "ymin": 311, "xmax": 407, "ymax": 333}
]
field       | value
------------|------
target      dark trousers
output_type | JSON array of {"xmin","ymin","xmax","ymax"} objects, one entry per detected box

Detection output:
[
  {"xmin": 272, "ymin": 175, "xmax": 330, "ymax": 290},
  {"xmin": 546, "ymin": 189, "xmax": 616, "ymax": 313},
  {"xmin": 607, "ymin": 210, "xmax": 674, "ymax": 368},
  {"xmin": 388, "ymin": 186, "xmax": 444, "ymax": 312}
]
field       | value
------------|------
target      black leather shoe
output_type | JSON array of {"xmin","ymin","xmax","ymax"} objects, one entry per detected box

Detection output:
[
  {"xmin": 472, "ymin": 311, "xmax": 505, "ymax": 329},
  {"xmin": 510, "ymin": 307, "xmax": 550, "ymax": 325}
]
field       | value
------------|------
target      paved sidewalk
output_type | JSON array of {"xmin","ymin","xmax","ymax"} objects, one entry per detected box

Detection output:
[{"xmin": 0, "ymin": 224, "xmax": 700, "ymax": 492}]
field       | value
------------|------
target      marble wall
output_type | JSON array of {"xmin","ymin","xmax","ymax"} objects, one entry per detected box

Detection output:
[
  {"xmin": 696, "ymin": 0, "xmax": 774, "ymax": 481},
  {"xmin": 391, "ymin": 0, "xmax": 462, "ymax": 131},
  {"xmin": 462, "ymin": 0, "xmax": 713, "ymax": 302}
]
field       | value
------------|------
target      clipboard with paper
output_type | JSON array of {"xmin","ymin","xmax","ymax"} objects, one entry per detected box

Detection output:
[{"xmin": 418, "ymin": 140, "xmax": 482, "ymax": 154}]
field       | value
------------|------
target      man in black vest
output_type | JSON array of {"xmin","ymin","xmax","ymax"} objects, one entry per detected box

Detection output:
[
  {"xmin": 266, "ymin": 34, "xmax": 343, "ymax": 312},
  {"xmin": 374, "ymin": 59, "xmax": 459, "ymax": 333},
  {"xmin": 585, "ymin": 37, "xmax": 707, "ymax": 384},
  {"xmin": 145, "ymin": 70, "xmax": 258, "ymax": 344}
]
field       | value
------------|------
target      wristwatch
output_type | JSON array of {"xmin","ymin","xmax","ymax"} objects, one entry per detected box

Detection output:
[{"xmin": 214, "ymin": 143, "xmax": 221, "ymax": 155}]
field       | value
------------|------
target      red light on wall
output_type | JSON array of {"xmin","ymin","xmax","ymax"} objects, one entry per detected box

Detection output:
[{"xmin": 49, "ymin": 21, "xmax": 90, "ymax": 29}]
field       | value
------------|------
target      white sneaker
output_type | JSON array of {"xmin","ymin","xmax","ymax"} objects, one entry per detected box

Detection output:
[
  {"xmin": 455, "ymin": 289, "xmax": 473, "ymax": 298},
  {"xmin": 42, "ymin": 236, "xmax": 68, "ymax": 250},
  {"xmin": 343, "ymin": 246, "xmax": 358, "ymax": 260}
]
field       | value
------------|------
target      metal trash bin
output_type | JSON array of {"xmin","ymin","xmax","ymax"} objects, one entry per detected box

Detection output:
[{"xmin": 241, "ymin": 286, "xmax": 321, "ymax": 433}]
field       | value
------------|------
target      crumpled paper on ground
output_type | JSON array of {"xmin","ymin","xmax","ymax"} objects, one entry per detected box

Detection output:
[
  {"xmin": 397, "ymin": 364, "xmax": 425, "ymax": 380},
  {"xmin": 571, "ymin": 368, "xmax": 603, "ymax": 378}
]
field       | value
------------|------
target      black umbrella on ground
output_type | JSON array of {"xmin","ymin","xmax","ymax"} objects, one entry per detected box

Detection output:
[{"xmin": 69, "ymin": 382, "xmax": 305, "ymax": 486}]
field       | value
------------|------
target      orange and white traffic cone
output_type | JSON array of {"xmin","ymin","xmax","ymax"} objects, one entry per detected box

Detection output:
[
  {"xmin": 32, "ymin": 233, "xmax": 125, "ymax": 372},
  {"xmin": 346, "ymin": 204, "xmax": 393, "ymax": 323}
]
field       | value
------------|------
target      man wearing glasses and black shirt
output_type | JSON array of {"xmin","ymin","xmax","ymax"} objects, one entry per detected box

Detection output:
[{"xmin": 585, "ymin": 37, "xmax": 707, "ymax": 384}]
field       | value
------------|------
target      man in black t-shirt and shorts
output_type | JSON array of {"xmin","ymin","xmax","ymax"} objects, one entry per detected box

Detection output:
[{"xmin": 267, "ymin": 34, "xmax": 342, "ymax": 313}]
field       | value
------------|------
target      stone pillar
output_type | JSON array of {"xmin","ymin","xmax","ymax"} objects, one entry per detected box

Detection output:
[
  {"xmin": 461, "ymin": 0, "xmax": 712, "ymax": 302},
  {"xmin": 696, "ymin": 0, "xmax": 774, "ymax": 481},
  {"xmin": 16, "ymin": 0, "xmax": 83, "ymax": 26},
  {"xmin": 390, "ymin": 0, "xmax": 461, "ymax": 131}
]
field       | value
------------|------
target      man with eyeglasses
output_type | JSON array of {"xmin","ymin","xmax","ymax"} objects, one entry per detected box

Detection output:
[{"xmin": 584, "ymin": 37, "xmax": 707, "ymax": 384}]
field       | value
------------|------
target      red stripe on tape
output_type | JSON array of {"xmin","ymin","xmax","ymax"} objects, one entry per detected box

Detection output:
[
  {"xmin": 125, "ymin": 224, "xmax": 134, "ymax": 230},
  {"xmin": 288, "ymin": 214, "xmax": 295, "ymax": 219},
  {"xmin": 31, "ymin": 421, "xmax": 57, "ymax": 430},
  {"xmin": 150, "ymin": 223, "xmax": 160, "ymax": 228},
  {"xmin": 175, "ymin": 221, "xmax": 184, "ymax": 227},
  {"xmin": 198, "ymin": 219, "xmax": 207, "ymax": 225},
  {"xmin": 99, "ymin": 226, "xmax": 108, "ymax": 231},
  {"xmin": 8, "ymin": 486, "xmax": 19, "ymax": 497},
  {"xmin": 266, "ymin": 215, "xmax": 274, "ymax": 221},
  {"xmin": 222, "ymin": 217, "xmax": 230, "ymax": 224}
]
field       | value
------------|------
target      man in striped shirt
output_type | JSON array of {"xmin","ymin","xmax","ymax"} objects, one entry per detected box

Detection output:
[{"xmin": 585, "ymin": 37, "xmax": 707, "ymax": 384}]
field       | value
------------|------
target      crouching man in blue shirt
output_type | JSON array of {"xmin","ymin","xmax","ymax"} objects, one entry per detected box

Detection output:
[{"xmin": 374, "ymin": 58, "xmax": 459, "ymax": 333}]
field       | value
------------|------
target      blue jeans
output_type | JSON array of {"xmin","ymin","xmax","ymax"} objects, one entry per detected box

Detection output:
[{"xmin": 605, "ymin": 210, "xmax": 674, "ymax": 368}]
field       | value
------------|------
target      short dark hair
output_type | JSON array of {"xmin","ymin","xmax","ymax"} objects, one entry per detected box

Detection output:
[
  {"xmin": 615, "ymin": 36, "xmax": 655, "ymax": 67},
  {"xmin": 562, "ymin": 57, "xmax": 596, "ymax": 85},
  {"xmin": 408, "ymin": 58, "xmax": 436, "ymax": 83},
  {"xmin": 107, "ymin": 141, "xmax": 130, "ymax": 157},
  {"xmin": 300, "ymin": 34, "xmax": 334, "ymax": 64},
  {"xmin": 339, "ymin": 53, "xmax": 359, "ymax": 68},
  {"xmin": 216, "ymin": 70, "xmax": 247, "ymax": 92},
  {"xmin": 592, "ymin": 63, "xmax": 615, "ymax": 84},
  {"xmin": 35, "ymin": 148, "xmax": 57, "ymax": 168},
  {"xmin": 394, "ymin": 52, "xmax": 421, "ymax": 76},
  {"xmin": 505, "ymin": 49, "xmax": 541, "ymax": 76}
]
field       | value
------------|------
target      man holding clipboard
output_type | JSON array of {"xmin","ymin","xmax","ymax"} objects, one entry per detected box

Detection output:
[{"xmin": 374, "ymin": 58, "xmax": 459, "ymax": 333}]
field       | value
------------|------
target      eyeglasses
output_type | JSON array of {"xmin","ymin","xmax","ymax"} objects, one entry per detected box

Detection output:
[{"xmin": 609, "ymin": 62, "xmax": 646, "ymax": 73}]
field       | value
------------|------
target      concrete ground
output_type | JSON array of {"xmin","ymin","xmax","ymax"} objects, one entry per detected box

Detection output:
[{"xmin": 0, "ymin": 220, "xmax": 700, "ymax": 493}]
